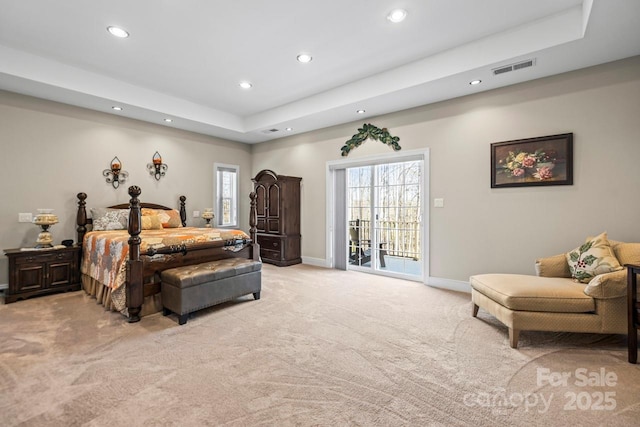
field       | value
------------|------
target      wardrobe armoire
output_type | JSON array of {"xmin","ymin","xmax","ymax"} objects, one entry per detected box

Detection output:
[{"xmin": 252, "ymin": 170, "xmax": 302, "ymax": 266}]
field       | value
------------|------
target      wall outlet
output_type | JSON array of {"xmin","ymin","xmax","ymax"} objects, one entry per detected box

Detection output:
[
  {"xmin": 433, "ymin": 198, "xmax": 444, "ymax": 208},
  {"xmin": 192, "ymin": 210, "xmax": 200, "ymax": 218},
  {"xmin": 18, "ymin": 212, "xmax": 33, "ymax": 222}
]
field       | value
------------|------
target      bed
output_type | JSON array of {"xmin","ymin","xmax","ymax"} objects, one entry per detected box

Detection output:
[{"xmin": 76, "ymin": 185, "xmax": 259, "ymax": 322}]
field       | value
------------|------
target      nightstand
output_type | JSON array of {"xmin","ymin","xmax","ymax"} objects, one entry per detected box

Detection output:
[{"xmin": 3, "ymin": 246, "xmax": 81, "ymax": 303}]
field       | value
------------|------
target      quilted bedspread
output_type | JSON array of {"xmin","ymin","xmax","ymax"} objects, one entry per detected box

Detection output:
[{"xmin": 81, "ymin": 227, "xmax": 250, "ymax": 291}]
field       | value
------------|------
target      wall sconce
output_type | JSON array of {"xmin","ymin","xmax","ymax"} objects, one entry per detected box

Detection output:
[
  {"xmin": 147, "ymin": 151, "xmax": 168, "ymax": 180},
  {"xmin": 103, "ymin": 156, "xmax": 129, "ymax": 189}
]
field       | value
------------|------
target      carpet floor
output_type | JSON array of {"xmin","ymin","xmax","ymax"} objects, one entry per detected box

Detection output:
[{"xmin": 1, "ymin": 264, "xmax": 638, "ymax": 426}]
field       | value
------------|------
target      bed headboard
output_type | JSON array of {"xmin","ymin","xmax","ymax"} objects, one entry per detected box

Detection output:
[{"xmin": 76, "ymin": 192, "xmax": 187, "ymax": 245}]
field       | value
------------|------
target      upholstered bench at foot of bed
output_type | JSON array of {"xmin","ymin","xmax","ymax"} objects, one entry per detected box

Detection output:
[{"xmin": 160, "ymin": 258, "xmax": 262, "ymax": 325}]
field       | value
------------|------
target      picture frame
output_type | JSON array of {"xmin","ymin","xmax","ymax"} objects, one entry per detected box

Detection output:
[{"xmin": 491, "ymin": 133, "xmax": 573, "ymax": 188}]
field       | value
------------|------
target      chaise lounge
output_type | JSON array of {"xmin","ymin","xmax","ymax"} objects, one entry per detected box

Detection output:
[{"xmin": 470, "ymin": 235, "xmax": 640, "ymax": 348}]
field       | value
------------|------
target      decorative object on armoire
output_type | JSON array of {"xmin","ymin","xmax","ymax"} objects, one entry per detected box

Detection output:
[
  {"xmin": 103, "ymin": 156, "xmax": 129, "ymax": 189},
  {"xmin": 201, "ymin": 209, "xmax": 214, "ymax": 227},
  {"xmin": 33, "ymin": 209, "xmax": 58, "ymax": 248},
  {"xmin": 147, "ymin": 151, "xmax": 168, "ymax": 180},
  {"xmin": 252, "ymin": 169, "xmax": 302, "ymax": 266},
  {"xmin": 490, "ymin": 133, "xmax": 573, "ymax": 188},
  {"xmin": 340, "ymin": 123, "xmax": 401, "ymax": 156}
]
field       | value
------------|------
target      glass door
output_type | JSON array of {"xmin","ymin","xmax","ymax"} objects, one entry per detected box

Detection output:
[{"xmin": 347, "ymin": 160, "xmax": 423, "ymax": 278}]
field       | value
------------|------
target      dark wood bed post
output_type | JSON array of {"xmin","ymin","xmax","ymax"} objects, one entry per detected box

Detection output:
[
  {"xmin": 76, "ymin": 192, "xmax": 88, "ymax": 246},
  {"xmin": 126, "ymin": 185, "xmax": 143, "ymax": 323},
  {"xmin": 179, "ymin": 195, "xmax": 187, "ymax": 227},
  {"xmin": 249, "ymin": 192, "xmax": 260, "ymax": 261}
]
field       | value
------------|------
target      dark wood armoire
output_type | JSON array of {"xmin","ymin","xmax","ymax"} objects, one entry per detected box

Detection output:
[{"xmin": 252, "ymin": 169, "xmax": 302, "ymax": 266}]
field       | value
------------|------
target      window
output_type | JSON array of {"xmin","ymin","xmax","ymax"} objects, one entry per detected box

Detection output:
[{"xmin": 214, "ymin": 163, "xmax": 239, "ymax": 227}]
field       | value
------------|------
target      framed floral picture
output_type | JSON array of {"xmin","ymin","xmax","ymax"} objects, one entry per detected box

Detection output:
[{"xmin": 491, "ymin": 133, "xmax": 573, "ymax": 188}]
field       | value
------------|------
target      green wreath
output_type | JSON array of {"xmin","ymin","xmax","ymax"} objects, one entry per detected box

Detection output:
[{"xmin": 340, "ymin": 123, "xmax": 401, "ymax": 156}]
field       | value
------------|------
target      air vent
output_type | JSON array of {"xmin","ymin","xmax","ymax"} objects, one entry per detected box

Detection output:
[
  {"xmin": 261, "ymin": 128, "xmax": 280, "ymax": 134},
  {"xmin": 492, "ymin": 58, "xmax": 536, "ymax": 76},
  {"xmin": 513, "ymin": 59, "xmax": 534, "ymax": 70},
  {"xmin": 493, "ymin": 65, "xmax": 513, "ymax": 75}
]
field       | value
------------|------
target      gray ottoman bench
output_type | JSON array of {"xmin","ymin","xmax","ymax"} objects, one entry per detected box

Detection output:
[{"xmin": 161, "ymin": 257, "xmax": 262, "ymax": 325}]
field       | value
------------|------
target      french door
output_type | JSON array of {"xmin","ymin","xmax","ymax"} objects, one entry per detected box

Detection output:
[{"xmin": 346, "ymin": 160, "xmax": 423, "ymax": 278}]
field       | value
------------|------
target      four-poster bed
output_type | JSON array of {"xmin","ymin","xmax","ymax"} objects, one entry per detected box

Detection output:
[{"xmin": 76, "ymin": 185, "xmax": 259, "ymax": 322}]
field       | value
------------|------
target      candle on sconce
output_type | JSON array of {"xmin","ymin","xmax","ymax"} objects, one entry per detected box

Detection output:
[
  {"xmin": 148, "ymin": 151, "xmax": 167, "ymax": 180},
  {"xmin": 104, "ymin": 156, "xmax": 128, "ymax": 188}
]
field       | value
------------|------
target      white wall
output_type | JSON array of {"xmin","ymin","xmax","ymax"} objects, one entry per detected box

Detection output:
[
  {"xmin": 252, "ymin": 56, "xmax": 640, "ymax": 281},
  {"xmin": 0, "ymin": 91, "xmax": 252, "ymax": 284}
]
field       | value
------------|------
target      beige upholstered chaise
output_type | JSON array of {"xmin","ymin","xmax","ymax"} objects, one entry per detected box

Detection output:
[{"xmin": 470, "ymin": 240, "xmax": 640, "ymax": 348}]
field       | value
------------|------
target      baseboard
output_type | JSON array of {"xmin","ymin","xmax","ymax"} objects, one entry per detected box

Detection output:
[
  {"xmin": 295, "ymin": 261, "xmax": 470, "ymax": 292},
  {"xmin": 301, "ymin": 257, "xmax": 330, "ymax": 268},
  {"xmin": 426, "ymin": 276, "xmax": 471, "ymax": 293}
]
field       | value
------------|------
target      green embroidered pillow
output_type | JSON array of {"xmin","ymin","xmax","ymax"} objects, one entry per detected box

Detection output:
[{"xmin": 566, "ymin": 232, "xmax": 623, "ymax": 283}]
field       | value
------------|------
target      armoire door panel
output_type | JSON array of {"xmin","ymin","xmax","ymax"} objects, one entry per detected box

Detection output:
[
  {"xmin": 267, "ymin": 184, "xmax": 280, "ymax": 217},
  {"xmin": 255, "ymin": 185, "xmax": 266, "ymax": 216},
  {"xmin": 267, "ymin": 219, "xmax": 280, "ymax": 233}
]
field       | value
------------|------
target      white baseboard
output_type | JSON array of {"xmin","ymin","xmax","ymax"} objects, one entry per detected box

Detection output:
[
  {"xmin": 301, "ymin": 257, "xmax": 330, "ymax": 268},
  {"xmin": 426, "ymin": 276, "xmax": 471, "ymax": 293}
]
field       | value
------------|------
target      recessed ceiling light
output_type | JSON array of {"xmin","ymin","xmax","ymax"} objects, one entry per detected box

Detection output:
[
  {"xmin": 112, "ymin": 106, "xmax": 123, "ymax": 111},
  {"xmin": 469, "ymin": 79, "xmax": 482, "ymax": 85},
  {"xmin": 239, "ymin": 81, "xmax": 253, "ymax": 89},
  {"xmin": 387, "ymin": 9, "xmax": 407, "ymax": 23},
  {"xmin": 107, "ymin": 26, "xmax": 129, "ymax": 38},
  {"xmin": 297, "ymin": 53, "xmax": 313, "ymax": 63},
  {"xmin": 285, "ymin": 127, "xmax": 293, "ymax": 131},
  {"xmin": 356, "ymin": 109, "xmax": 366, "ymax": 114},
  {"xmin": 164, "ymin": 118, "xmax": 173, "ymax": 123}
]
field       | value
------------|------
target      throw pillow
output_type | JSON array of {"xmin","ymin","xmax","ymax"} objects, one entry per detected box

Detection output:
[
  {"xmin": 91, "ymin": 208, "xmax": 129, "ymax": 231},
  {"xmin": 141, "ymin": 208, "xmax": 158, "ymax": 216},
  {"xmin": 142, "ymin": 208, "xmax": 182, "ymax": 228},
  {"xmin": 157, "ymin": 209, "xmax": 182, "ymax": 228},
  {"xmin": 610, "ymin": 240, "xmax": 640, "ymax": 266},
  {"xmin": 566, "ymin": 232, "xmax": 623, "ymax": 283},
  {"xmin": 141, "ymin": 214, "xmax": 163, "ymax": 230}
]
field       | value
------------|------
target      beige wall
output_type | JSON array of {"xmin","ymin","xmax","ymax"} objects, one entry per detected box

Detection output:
[
  {"xmin": 0, "ymin": 91, "xmax": 252, "ymax": 284},
  {"xmin": 252, "ymin": 56, "xmax": 640, "ymax": 281},
  {"xmin": 1, "ymin": 57, "xmax": 639, "ymax": 287}
]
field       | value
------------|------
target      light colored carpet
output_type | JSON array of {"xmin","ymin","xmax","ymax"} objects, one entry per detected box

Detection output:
[{"xmin": 0, "ymin": 264, "xmax": 638, "ymax": 426}]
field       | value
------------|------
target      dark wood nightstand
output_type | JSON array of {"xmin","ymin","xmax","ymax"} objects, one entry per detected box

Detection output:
[{"xmin": 3, "ymin": 246, "xmax": 81, "ymax": 303}]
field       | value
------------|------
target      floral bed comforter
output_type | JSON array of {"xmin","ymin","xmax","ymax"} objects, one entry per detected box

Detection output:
[{"xmin": 81, "ymin": 227, "xmax": 250, "ymax": 291}]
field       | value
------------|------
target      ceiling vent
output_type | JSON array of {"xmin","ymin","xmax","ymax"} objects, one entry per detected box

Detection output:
[
  {"xmin": 492, "ymin": 58, "xmax": 536, "ymax": 76},
  {"xmin": 261, "ymin": 128, "xmax": 280, "ymax": 134}
]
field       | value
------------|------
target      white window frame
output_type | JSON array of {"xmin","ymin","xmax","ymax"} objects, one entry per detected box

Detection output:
[
  {"xmin": 214, "ymin": 163, "xmax": 239, "ymax": 228},
  {"xmin": 326, "ymin": 148, "xmax": 430, "ymax": 282}
]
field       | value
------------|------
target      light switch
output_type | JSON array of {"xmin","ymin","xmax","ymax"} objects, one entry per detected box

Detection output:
[
  {"xmin": 433, "ymin": 198, "xmax": 444, "ymax": 208},
  {"xmin": 18, "ymin": 212, "xmax": 33, "ymax": 222},
  {"xmin": 192, "ymin": 210, "xmax": 200, "ymax": 218}
]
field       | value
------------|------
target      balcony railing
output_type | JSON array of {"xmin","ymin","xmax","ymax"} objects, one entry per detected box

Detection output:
[{"xmin": 354, "ymin": 219, "xmax": 421, "ymax": 260}]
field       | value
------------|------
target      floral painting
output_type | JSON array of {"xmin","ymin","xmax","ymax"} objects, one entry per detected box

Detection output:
[{"xmin": 491, "ymin": 133, "xmax": 573, "ymax": 188}]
